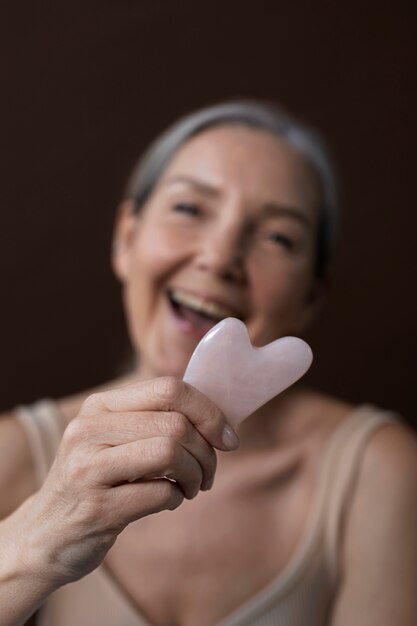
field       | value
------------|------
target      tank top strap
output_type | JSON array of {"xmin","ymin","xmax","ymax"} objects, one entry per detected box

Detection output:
[
  {"xmin": 15, "ymin": 399, "xmax": 67, "ymax": 488},
  {"xmin": 320, "ymin": 405, "xmax": 398, "ymax": 584}
]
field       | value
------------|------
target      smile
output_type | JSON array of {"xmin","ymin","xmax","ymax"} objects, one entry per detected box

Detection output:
[
  {"xmin": 169, "ymin": 288, "xmax": 237, "ymax": 319},
  {"xmin": 167, "ymin": 288, "xmax": 243, "ymax": 338}
]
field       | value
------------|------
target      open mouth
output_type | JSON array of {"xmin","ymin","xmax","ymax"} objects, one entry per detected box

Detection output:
[{"xmin": 167, "ymin": 288, "xmax": 240, "ymax": 336}]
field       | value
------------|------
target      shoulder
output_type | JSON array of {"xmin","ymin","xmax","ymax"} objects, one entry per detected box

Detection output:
[
  {"xmin": 311, "ymin": 394, "xmax": 417, "ymax": 538},
  {"xmin": 0, "ymin": 375, "xmax": 135, "ymax": 520},
  {"xmin": 346, "ymin": 414, "xmax": 417, "ymax": 526},
  {"xmin": 351, "ymin": 416, "xmax": 417, "ymax": 531},
  {"xmin": 361, "ymin": 415, "xmax": 417, "ymax": 478},
  {"xmin": 0, "ymin": 392, "xmax": 84, "ymax": 520},
  {"xmin": 331, "ymin": 416, "xmax": 417, "ymax": 624},
  {"xmin": 0, "ymin": 410, "xmax": 37, "ymax": 519}
]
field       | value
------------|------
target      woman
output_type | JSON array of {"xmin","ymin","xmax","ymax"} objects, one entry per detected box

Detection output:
[{"xmin": 0, "ymin": 101, "xmax": 416, "ymax": 626}]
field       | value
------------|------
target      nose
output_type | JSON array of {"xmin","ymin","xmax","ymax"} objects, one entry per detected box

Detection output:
[{"xmin": 195, "ymin": 223, "xmax": 247, "ymax": 284}]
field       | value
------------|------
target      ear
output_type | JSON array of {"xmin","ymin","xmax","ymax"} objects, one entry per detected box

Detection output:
[{"xmin": 111, "ymin": 200, "xmax": 138, "ymax": 283}]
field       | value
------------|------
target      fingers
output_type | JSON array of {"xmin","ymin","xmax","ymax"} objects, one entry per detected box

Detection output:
[
  {"xmin": 84, "ymin": 410, "xmax": 217, "ymax": 490},
  {"xmin": 95, "ymin": 437, "xmax": 203, "ymax": 499},
  {"xmin": 107, "ymin": 479, "xmax": 185, "ymax": 527},
  {"xmin": 84, "ymin": 377, "xmax": 240, "ymax": 452}
]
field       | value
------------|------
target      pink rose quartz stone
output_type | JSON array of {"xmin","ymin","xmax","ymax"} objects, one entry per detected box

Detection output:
[{"xmin": 183, "ymin": 317, "xmax": 313, "ymax": 426}]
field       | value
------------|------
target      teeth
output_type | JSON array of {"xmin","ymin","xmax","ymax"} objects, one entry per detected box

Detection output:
[{"xmin": 170, "ymin": 289, "xmax": 235, "ymax": 320}]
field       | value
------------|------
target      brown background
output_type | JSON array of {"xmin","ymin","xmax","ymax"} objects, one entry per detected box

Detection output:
[{"xmin": 1, "ymin": 1, "xmax": 416, "ymax": 424}]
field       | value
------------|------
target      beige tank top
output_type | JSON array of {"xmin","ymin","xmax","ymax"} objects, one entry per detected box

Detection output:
[{"xmin": 16, "ymin": 400, "xmax": 395, "ymax": 626}]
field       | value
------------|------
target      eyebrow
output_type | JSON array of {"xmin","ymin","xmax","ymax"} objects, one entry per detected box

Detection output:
[
  {"xmin": 260, "ymin": 204, "xmax": 312, "ymax": 229},
  {"xmin": 164, "ymin": 175, "xmax": 312, "ymax": 229},
  {"xmin": 163, "ymin": 175, "xmax": 220, "ymax": 196}
]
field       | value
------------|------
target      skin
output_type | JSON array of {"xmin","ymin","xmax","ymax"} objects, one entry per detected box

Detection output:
[
  {"xmin": 114, "ymin": 125, "xmax": 323, "ymax": 380},
  {"xmin": 0, "ymin": 125, "xmax": 416, "ymax": 626}
]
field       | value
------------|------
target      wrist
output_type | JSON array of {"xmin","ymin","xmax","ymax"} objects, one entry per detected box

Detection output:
[
  {"xmin": 1, "ymin": 495, "xmax": 62, "ymax": 595},
  {"xmin": 0, "ymin": 498, "xmax": 63, "ymax": 625}
]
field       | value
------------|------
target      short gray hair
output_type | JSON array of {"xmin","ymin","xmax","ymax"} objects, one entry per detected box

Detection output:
[{"xmin": 125, "ymin": 100, "xmax": 339, "ymax": 277}]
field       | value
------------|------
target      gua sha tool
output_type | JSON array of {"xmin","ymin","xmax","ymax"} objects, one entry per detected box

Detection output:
[{"xmin": 183, "ymin": 318, "xmax": 313, "ymax": 427}]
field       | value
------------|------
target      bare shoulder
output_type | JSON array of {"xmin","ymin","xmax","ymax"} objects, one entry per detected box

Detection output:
[
  {"xmin": 310, "ymin": 391, "xmax": 417, "ymax": 522},
  {"xmin": 0, "ymin": 389, "xmax": 94, "ymax": 520},
  {"xmin": 0, "ymin": 374, "xmax": 135, "ymax": 520},
  {"xmin": 350, "ymin": 417, "xmax": 417, "ymax": 540},
  {"xmin": 331, "ymin": 417, "xmax": 417, "ymax": 625},
  {"xmin": 363, "ymin": 414, "xmax": 417, "ymax": 467},
  {"xmin": 0, "ymin": 392, "xmax": 103, "ymax": 519},
  {"xmin": 0, "ymin": 389, "xmax": 89, "ymax": 520},
  {"xmin": 0, "ymin": 411, "xmax": 37, "ymax": 519},
  {"xmin": 350, "ymin": 416, "xmax": 417, "ymax": 520}
]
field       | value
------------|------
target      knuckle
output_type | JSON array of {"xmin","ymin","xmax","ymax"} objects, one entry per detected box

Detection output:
[
  {"xmin": 183, "ymin": 383, "xmax": 224, "ymax": 427},
  {"xmin": 167, "ymin": 412, "xmax": 191, "ymax": 441},
  {"xmin": 61, "ymin": 416, "xmax": 96, "ymax": 452},
  {"xmin": 199, "ymin": 403, "xmax": 223, "ymax": 428},
  {"xmin": 156, "ymin": 437, "xmax": 179, "ymax": 469},
  {"xmin": 62, "ymin": 418, "xmax": 86, "ymax": 447},
  {"xmin": 80, "ymin": 392, "xmax": 103, "ymax": 414},
  {"xmin": 157, "ymin": 377, "xmax": 183, "ymax": 405}
]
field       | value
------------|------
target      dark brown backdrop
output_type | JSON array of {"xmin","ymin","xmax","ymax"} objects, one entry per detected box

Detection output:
[{"xmin": 1, "ymin": 1, "xmax": 416, "ymax": 424}]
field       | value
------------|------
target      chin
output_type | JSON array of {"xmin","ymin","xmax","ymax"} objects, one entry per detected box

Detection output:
[
  {"xmin": 142, "ymin": 348, "xmax": 190, "ymax": 380},
  {"xmin": 158, "ymin": 361, "xmax": 187, "ymax": 379}
]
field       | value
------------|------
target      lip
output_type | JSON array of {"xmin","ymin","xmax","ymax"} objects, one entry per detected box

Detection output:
[
  {"xmin": 165, "ymin": 292, "xmax": 216, "ymax": 341},
  {"xmin": 167, "ymin": 286, "xmax": 245, "ymax": 320}
]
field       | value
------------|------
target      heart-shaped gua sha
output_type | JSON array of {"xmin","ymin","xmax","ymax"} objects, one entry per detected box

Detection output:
[{"xmin": 183, "ymin": 318, "xmax": 313, "ymax": 426}]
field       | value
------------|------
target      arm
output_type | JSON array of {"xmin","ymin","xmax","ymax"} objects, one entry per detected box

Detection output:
[
  {"xmin": 0, "ymin": 378, "xmax": 238, "ymax": 626},
  {"xmin": 0, "ymin": 497, "xmax": 63, "ymax": 626},
  {"xmin": 0, "ymin": 415, "xmax": 48, "ymax": 626},
  {"xmin": 0, "ymin": 416, "xmax": 38, "ymax": 520},
  {"xmin": 330, "ymin": 423, "xmax": 417, "ymax": 626}
]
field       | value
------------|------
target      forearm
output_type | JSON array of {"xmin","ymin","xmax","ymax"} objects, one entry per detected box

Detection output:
[
  {"xmin": 0, "ymin": 497, "xmax": 60, "ymax": 626},
  {"xmin": 0, "ymin": 561, "xmax": 52, "ymax": 626}
]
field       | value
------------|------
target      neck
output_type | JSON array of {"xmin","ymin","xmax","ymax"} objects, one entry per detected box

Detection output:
[
  {"xmin": 234, "ymin": 387, "xmax": 305, "ymax": 450},
  {"xmin": 134, "ymin": 358, "xmax": 186, "ymax": 383}
]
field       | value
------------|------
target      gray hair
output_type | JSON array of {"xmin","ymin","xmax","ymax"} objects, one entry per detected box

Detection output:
[{"xmin": 125, "ymin": 100, "xmax": 339, "ymax": 277}]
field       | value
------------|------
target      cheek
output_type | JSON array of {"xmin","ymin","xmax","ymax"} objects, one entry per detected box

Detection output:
[
  {"xmin": 122, "ymin": 228, "xmax": 186, "ymax": 352},
  {"xmin": 131, "ymin": 227, "xmax": 184, "ymax": 283},
  {"xmin": 122, "ymin": 229, "xmax": 176, "ymax": 323},
  {"xmin": 250, "ymin": 259, "xmax": 312, "ymax": 320}
]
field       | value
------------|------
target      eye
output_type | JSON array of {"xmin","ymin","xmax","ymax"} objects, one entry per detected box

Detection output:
[
  {"xmin": 267, "ymin": 232, "xmax": 294, "ymax": 250},
  {"xmin": 172, "ymin": 202, "xmax": 200, "ymax": 216}
]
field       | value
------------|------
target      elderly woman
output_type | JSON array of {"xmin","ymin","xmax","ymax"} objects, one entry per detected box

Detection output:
[{"xmin": 0, "ymin": 101, "xmax": 416, "ymax": 626}]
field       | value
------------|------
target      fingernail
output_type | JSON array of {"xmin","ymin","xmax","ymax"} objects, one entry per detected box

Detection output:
[{"xmin": 222, "ymin": 424, "xmax": 240, "ymax": 450}]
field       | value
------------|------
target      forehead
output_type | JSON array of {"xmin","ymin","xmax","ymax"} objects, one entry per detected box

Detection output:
[{"xmin": 159, "ymin": 124, "xmax": 322, "ymax": 214}]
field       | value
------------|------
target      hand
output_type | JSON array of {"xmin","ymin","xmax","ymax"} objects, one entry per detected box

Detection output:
[{"xmin": 15, "ymin": 377, "xmax": 239, "ymax": 587}]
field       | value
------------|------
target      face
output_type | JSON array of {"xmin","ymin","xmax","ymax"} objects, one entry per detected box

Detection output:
[{"xmin": 113, "ymin": 125, "xmax": 324, "ymax": 379}]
